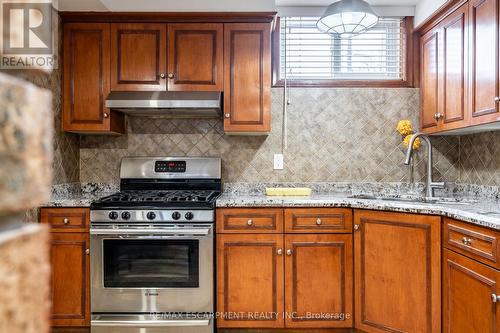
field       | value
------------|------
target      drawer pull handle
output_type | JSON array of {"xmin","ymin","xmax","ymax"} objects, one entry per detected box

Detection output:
[
  {"xmin": 277, "ymin": 248, "xmax": 283, "ymax": 256},
  {"xmin": 493, "ymin": 294, "xmax": 498, "ymax": 303},
  {"xmin": 286, "ymin": 249, "xmax": 293, "ymax": 256},
  {"xmin": 63, "ymin": 218, "xmax": 70, "ymax": 225},
  {"xmin": 247, "ymin": 219, "xmax": 253, "ymax": 226},
  {"xmin": 462, "ymin": 237, "xmax": 472, "ymax": 246},
  {"xmin": 316, "ymin": 218, "xmax": 322, "ymax": 225}
]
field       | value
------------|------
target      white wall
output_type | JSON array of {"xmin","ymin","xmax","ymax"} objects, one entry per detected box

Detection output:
[
  {"xmin": 56, "ymin": 0, "xmax": 276, "ymax": 12},
  {"xmin": 414, "ymin": 0, "xmax": 449, "ymax": 27}
]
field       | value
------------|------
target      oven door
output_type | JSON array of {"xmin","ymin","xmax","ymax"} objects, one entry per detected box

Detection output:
[{"xmin": 90, "ymin": 224, "xmax": 213, "ymax": 313}]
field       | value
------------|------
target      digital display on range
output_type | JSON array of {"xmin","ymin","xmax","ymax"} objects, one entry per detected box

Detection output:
[{"xmin": 155, "ymin": 161, "xmax": 186, "ymax": 173}]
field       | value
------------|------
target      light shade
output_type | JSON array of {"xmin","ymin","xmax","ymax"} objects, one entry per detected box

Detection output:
[{"xmin": 317, "ymin": 0, "xmax": 379, "ymax": 38}]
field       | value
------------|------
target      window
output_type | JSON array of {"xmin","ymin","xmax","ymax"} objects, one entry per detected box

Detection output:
[{"xmin": 276, "ymin": 16, "xmax": 410, "ymax": 86}]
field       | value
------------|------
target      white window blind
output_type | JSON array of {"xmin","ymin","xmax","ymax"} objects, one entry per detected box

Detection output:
[{"xmin": 280, "ymin": 16, "xmax": 406, "ymax": 81}]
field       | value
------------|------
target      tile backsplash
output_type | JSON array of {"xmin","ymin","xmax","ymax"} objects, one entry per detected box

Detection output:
[
  {"xmin": 459, "ymin": 131, "xmax": 500, "ymax": 186},
  {"xmin": 80, "ymin": 88, "xmax": 460, "ymax": 184}
]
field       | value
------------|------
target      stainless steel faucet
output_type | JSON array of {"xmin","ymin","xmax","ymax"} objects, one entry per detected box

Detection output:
[{"xmin": 404, "ymin": 132, "xmax": 445, "ymax": 198}]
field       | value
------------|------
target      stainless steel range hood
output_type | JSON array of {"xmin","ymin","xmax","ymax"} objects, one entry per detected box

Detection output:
[{"xmin": 105, "ymin": 91, "xmax": 222, "ymax": 118}]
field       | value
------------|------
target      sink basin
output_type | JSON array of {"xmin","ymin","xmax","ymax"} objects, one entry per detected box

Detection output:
[{"xmin": 348, "ymin": 194, "xmax": 475, "ymax": 205}]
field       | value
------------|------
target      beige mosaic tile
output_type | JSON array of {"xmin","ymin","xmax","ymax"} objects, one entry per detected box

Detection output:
[
  {"xmin": 80, "ymin": 88, "xmax": 460, "ymax": 184},
  {"xmin": 459, "ymin": 131, "xmax": 500, "ymax": 186}
]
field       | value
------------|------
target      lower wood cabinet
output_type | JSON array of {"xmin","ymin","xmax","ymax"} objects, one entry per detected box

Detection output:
[
  {"xmin": 284, "ymin": 234, "xmax": 353, "ymax": 328},
  {"xmin": 41, "ymin": 207, "xmax": 90, "ymax": 327},
  {"xmin": 353, "ymin": 210, "xmax": 441, "ymax": 333},
  {"xmin": 217, "ymin": 234, "xmax": 284, "ymax": 328},
  {"xmin": 216, "ymin": 230, "xmax": 353, "ymax": 328},
  {"xmin": 443, "ymin": 248, "xmax": 500, "ymax": 333}
]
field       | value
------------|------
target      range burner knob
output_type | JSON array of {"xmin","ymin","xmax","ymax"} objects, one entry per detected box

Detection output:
[
  {"xmin": 172, "ymin": 212, "xmax": 181, "ymax": 220},
  {"xmin": 147, "ymin": 212, "xmax": 157, "ymax": 220},
  {"xmin": 108, "ymin": 211, "xmax": 119, "ymax": 220},
  {"xmin": 121, "ymin": 211, "xmax": 131, "ymax": 220},
  {"xmin": 185, "ymin": 212, "xmax": 194, "ymax": 220}
]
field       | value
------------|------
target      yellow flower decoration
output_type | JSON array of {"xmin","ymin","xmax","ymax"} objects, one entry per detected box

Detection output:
[
  {"xmin": 403, "ymin": 135, "xmax": 421, "ymax": 150},
  {"xmin": 397, "ymin": 120, "xmax": 413, "ymax": 136}
]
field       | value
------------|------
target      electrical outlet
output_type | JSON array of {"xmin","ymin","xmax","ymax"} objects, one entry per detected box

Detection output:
[{"xmin": 274, "ymin": 154, "xmax": 284, "ymax": 170}]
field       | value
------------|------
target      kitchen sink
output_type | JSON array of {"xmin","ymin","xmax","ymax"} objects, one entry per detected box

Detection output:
[{"xmin": 348, "ymin": 194, "xmax": 475, "ymax": 205}]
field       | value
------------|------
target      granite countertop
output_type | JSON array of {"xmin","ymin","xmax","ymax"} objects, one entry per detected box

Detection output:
[
  {"xmin": 217, "ymin": 193, "xmax": 500, "ymax": 230},
  {"xmin": 42, "ymin": 182, "xmax": 500, "ymax": 230}
]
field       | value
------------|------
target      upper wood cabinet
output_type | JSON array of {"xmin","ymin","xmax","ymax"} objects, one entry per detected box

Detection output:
[
  {"xmin": 420, "ymin": 0, "xmax": 500, "ymax": 134},
  {"xmin": 223, "ymin": 23, "xmax": 271, "ymax": 134},
  {"xmin": 167, "ymin": 23, "xmax": 223, "ymax": 91},
  {"xmin": 421, "ymin": 2, "xmax": 469, "ymax": 134},
  {"xmin": 62, "ymin": 23, "xmax": 125, "ymax": 134},
  {"xmin": 284, "ymin": 234, "xmax": 353, "ymax": 328},
  {"xmin": 469, "ymin": 0, "xmax": 500, "ymax": 124},
  {"xmin": 111, "ymin": 23, "xmax": 167, "ymax": 91},
  {"xmin": 443, "ymin": 248, "xmax": 500, "ymax": 333},
  {"xmin": 353, "ymin": 210, "xmax": 441, "ymax": 333}
]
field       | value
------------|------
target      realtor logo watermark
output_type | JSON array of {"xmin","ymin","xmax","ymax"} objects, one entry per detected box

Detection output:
[{"xmin": 1, "ymin": 0, "xmax": 56, "ymax": 69}]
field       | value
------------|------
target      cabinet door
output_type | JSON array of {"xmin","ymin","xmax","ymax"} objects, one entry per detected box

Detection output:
[
  {"xmin": 469, "ymin": 0, "xmax": 500, "ymax": 124},
  {"xmin": 354, "ymin": 210, "xmax": 441, "ymax": 333},
  {"xmin": 167, "ymin": 24, "xmax": 223, "ymax": 91},
  {"xmin": 440, "ymin": 2, "xmax": 469, "ymax": 132},
  {"xmin": 284, "ymin": 234, "xmax": 353, "ymax": 328},
  {"xmin": 420, "ymin": 27, "xmax": 440, "ymax": 132},
  {"xmin": 217, "ymin": 234, "xmax": 284, "ymax": 328},
  {"xmin": 111, "ymin": 23, "xmax": 167, "ymax": 91},
  {"xmin": 63, "ymin": 23, "xmax": 124, "ymax": 134},
  {"xmin": 223, "ymin": 23, "xmax": 271, "ymax": 134},
  {"xmin": 50, "ymin": 233, "xmax": 90, "ymax": 327},
  {"xmin": 443, "ymin": 249, "xmax": 500, "ymax": 333}
]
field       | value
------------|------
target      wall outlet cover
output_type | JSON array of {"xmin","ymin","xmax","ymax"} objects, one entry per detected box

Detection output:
[{"xmin": 274, "ymin": 154, "xmax": 284, "ymax": 170}]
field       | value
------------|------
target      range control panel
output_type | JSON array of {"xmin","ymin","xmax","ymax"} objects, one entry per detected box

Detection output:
[{"xmin": 155, "ymin": 160, "xmax": 186, "ymax": 173}]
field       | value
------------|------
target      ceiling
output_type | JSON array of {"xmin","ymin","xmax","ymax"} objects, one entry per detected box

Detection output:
[{"xmin": 276, "ymin": 0, "xmax": 420, "ymax": 5}]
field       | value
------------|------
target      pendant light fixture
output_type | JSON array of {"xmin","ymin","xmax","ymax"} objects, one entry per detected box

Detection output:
[{"xmin": 317, "ymin": 0, "xmax": 379, "ymax": 38}]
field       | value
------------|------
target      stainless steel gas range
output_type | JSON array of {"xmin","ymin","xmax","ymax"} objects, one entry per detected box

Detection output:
[{"xmin": 89, "ymin": 157, "xmax": 221, "ymax": 333}]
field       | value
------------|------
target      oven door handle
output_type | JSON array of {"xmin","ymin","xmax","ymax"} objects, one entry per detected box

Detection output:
[
  {"xmin": 92, "ymin": 318, "xmax": 210, "ymax": 327},
  {"xmin": 90, "ymin": 228, "xmax": 211, "ymax": 236}
]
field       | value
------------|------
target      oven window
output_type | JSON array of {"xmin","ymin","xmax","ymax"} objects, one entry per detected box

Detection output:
[{"xmin": 103, "ymin": 239, "xmax": 199, "ymax": 288}]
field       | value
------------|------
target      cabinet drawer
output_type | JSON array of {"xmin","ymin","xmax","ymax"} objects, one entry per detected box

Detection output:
[
  {"xmin": 444, "ymin": 218, "xmax": 500, "ymax": 269},
  {"xmin": 284, "ymin": 208, "xmax": 353, "ymax": 233},
  {"xmin": 40, "ymin": 208, "xmax": 89, "ymax": 232},
  {"xmin": 216, "ymin": 208, "xmax": 283, "ymax": 233}
]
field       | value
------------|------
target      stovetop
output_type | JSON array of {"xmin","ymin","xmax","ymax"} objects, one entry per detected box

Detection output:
[{"xmin": 91, "ymin": 190, "xmax": 221, "ymax": 210}]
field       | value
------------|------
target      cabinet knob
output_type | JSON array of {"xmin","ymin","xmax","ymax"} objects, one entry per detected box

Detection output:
[
  {"xmin": 354, "ymin": 224, "xmax": 360, "ymax": 231},
  {"xmin": 63, "ymin": 218, "xmax": 70, "ymax": 225},
  {"xmin": 493, "ymin": 294, "xmax": 498, "ymax": 303},
  {"xmin": 316, "ymin": 218, "xmax": 322, "ymax": 225},
  {"xmin": 495, "ymin": 97, "xmax": 500, "ymax": 103},
  {"xmin": 225, "ymin": 113, "xmax": 231, "ymax": 119},
  {"xmin": 462, "ymin": 237, "xmax": 472, "ymax": 246},
  {"xmin": 85, "ymin": 248, "xmax": 90, "ymax": 255},
  {"xmin": 160, "ymin": 73, "xmax": 166, "ymax": 79},
  {"xmin": 103, "ymin": 112, "xmax": 109, "ymax": 119},
  {"xmin": 168, "ymin": 73, "xmax": 175, "ymax": 79},
  {"xmin": 434, "ymin": 113, "xmax": 443, "ymax": 120},
  {"xmin": 277, "ymin": 248, "xmax": 283, "ymax": 256},
  {"xmin": 286, "ymin": 249, "xmax": 293, "ymax": 256},
  {"xmin": 247, "ymin": 219, "xmax": 253, "ymax": 226}
]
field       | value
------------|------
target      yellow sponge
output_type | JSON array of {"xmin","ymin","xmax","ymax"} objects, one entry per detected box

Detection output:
[{"xmin": 265, "ymin": 187, "xmax": 312, "ymax": 196}]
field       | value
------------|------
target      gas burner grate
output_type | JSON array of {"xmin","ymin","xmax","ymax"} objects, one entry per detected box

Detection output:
[{"xmin": 99, "ymin": 190, "xmax": 218, "ymax": 204}]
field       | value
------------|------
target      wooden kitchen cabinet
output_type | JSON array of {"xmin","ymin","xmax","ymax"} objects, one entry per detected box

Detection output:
[
  {"xmin": 469, "ymin": 0, "xmax": 500, "ymax": 125},
  {"xmin": 421, "ymin": 2, "xmax": 469, "ymax": 133},
  {"xmin": 62, "ymin": 23, "xmax": 125, "ymax": 134},
  {"xmin": 216, "ymin": 234, "xmax": 285, "ymax": 328},
  {"xmin": 353, "ymin": 210, "xmax": 441, "ymax": 333},
  {"xmin": 284, "ymin": 234, "xmax": 353, "ymax": 328},
  {"xmin": 443, "ymin": 248, "xmax": 500, "ymax": 333},
  {"xmin": 216, "ymin": 208, "xmax": 283, "ymax": 233},
  {"xmin": 223, "ymin": 23, "xmax": 271, "ymax": 134},
  {"xmin": 41, "ymin": 207, "xmax": 90, "ymax": 327},
  {"xmin": 167, "ymin": 23, "xmax": 223, "ymax": 91},
  {"xmin": 111, "ymin": 23, "xmax": 167, "ymax": 91}
]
